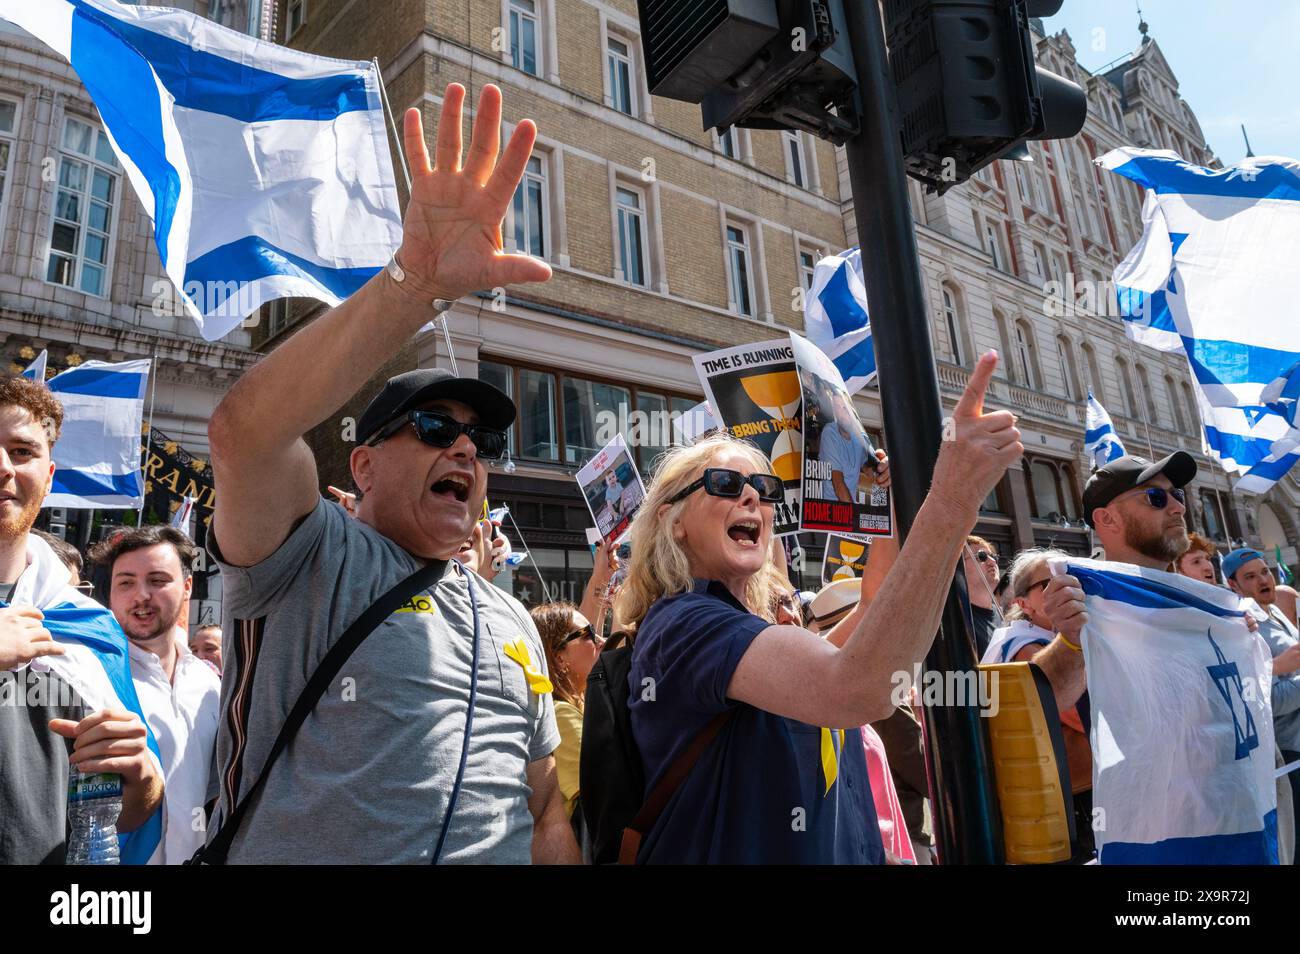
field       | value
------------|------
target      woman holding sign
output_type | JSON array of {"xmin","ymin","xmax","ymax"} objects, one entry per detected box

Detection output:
[{"xmin": 615, "ymin": 352, "xmax": 1020, "ymax": 864}]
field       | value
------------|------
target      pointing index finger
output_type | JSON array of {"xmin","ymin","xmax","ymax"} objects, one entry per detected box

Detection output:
[{"xmin": 954, "ymin": 351, "xmax": 998, "ymax": 419}]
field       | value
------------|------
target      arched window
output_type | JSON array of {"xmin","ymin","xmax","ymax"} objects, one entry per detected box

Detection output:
[
  {"xmin": 993, "ymin": 309, "xmax": 1015, "ymax": 380},
  {"xmin": 1116, "ymin": 356, "xmax": 1138, "ymax": 417},
  {"xmin": 1027, "ymin": 457, "xmax": 1081, "ymax": 522},
  {"xmin": 1165, "ymin": 374, "xmax": 1187, "ymax": 433},
  {"xmin": 1081, "ymin": 342, "xmax": 1103, "ymax": 402},
  {"xmin": 1057, "ymin": 335, "xmax": 1079, "ymax": 400},
  {"xmin": 1014, "ymin": 319, "xmax": 1040, "ymax": 389},
  {"xmin": 940, "ymin": 285, "xmax": 965, "ymax": 366},
  {"xmin": 1135, "ymin": 363, "xmax": 1159, "ymax": 424},
  {"xmin": 1180, "ymin": 381, "xmax": 1200, "ymax": 437}
]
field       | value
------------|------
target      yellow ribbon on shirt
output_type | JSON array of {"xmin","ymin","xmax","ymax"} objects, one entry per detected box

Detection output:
[
  {"xmin": 503, "ymin": 639, "xmax": 554, "ymax": 695},
  {"xmin": 820, "ymin": 727, "xmax": 845, "ymax": 796}
]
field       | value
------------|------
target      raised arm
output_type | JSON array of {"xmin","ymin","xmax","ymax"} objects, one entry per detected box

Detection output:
[
  {"xmin": 729, "ymin": 353, "xmax": 1022, "ymax": 727},
  {"xmin": 208, "ymin": 83, "xmax": 552, "ymax": 567}
]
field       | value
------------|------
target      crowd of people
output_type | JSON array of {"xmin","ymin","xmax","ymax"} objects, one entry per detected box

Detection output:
[{"xmin": 2, "ymin": 80, "xmax": 1296, "ymax": 866}]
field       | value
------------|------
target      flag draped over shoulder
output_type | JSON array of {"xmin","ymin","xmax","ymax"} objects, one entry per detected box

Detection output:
[
  {"xmin": 46, "ymin": 359, "xmax": 149, "ymax": 509},
  {"xmin": 802, "ymin": 248, "xmax": 877, "ymax": 395},
  {"xmin": 1059, "ymin": 557, "xmax": 1276, "ymax": 865},
  {"xmin": 1084, "ymin": 389, "xmax": 1126, "ymax": 470},
  {"xmin": 1100, "ymin": 147, "xmax": 1300, "ymax": 491},
  {"xmin": 13, "ymin": 533, "xmax": 162, "ymax": 865},
  {"xmin": 0, "ymin": 0, "xmax": 403, "ymax": 341}
]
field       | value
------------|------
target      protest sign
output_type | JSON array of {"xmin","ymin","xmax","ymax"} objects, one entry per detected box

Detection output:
[
  {"xmin": 821, "ymin": 535, "xmax": 869, "ymax": 585},
  {"xmin": 790, "ymin": 333, "xmax": 892, "ymax": 540},
  {"xmin": 576, "ymin": 434, "xmax": 646, "ymax": 547},
  {"xmin": 692, "ymin": 340, "xmax": 803, "ymax": 536},
  {"xmin": 673, "ymin": 400, "xmax": 721, "ymax": 445}
]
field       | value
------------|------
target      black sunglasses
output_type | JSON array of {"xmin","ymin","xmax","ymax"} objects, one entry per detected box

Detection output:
[
  {"xmin": 559, "ymin": 624, "xmax": 601, "ymax": 648},
  {"xmin": 668, "ymin": 467, "xmax": 784, "ymax": 505},
  {"xmin": 1121, "ymin": 486, "xmax": 1186, "ymax": 510},
  {"xmin": 368, "ymin": 409, "xmax": 507, "ymax": 460},
  {"xmin": 1020, "ymin": 578, "xmax": 1051, "ymax": 597},
  {"xmin": 974, "ymin": 550, "xmax": 998, "ymax": 565}
]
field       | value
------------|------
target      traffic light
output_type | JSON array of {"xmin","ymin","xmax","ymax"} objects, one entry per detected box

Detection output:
[
  {"xmin": 885, "ymin": 0, "xmax": 1088, "ymax": 192},
  {"xmin": 637, "ymin": 0, "xmax": 860, "ymax": 143}
]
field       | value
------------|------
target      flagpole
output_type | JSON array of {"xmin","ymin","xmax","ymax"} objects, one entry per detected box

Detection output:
[
  {"xmin": 372, "ymin": 57, "xmax": 461, "ymax": 378},
  {"xmin": 137, "ymin": 350, "xmax": 159, "ymax": 527},
  {"xmin": 501, "ymin": 507, "xmax": 553, "ymax": 600}
]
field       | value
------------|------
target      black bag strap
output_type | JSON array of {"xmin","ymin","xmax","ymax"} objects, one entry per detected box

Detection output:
[{"xmin": 188, "ymin": 558, "xmax": 447, "ymax": 865}]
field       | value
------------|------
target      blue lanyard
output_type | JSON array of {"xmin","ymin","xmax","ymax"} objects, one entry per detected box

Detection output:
[{"xmin": 430, "ymin": 567, "xmax": 481, "ymax": 864}]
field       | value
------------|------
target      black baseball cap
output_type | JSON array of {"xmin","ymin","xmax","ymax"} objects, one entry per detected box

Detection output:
[
  {"xmin": 1081, "ymin": 451, "xmax": 1197, "ymax": 527},
  {"xmin": 357, "ymin": 368, "xmax": 516, "ymax": 445}
]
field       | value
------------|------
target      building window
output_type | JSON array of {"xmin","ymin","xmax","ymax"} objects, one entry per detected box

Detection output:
[
  {"xmin": 267, "ymin": 300, "xmax": 289, "ymax": 337},
  {"xmin": 47, "ymin": 117, "xmax": 120, "ymax": 298},
  {"xmin": 1181, "ymin": 381, "xmax": 1200, "ymax": 437},
  {"xmin": 1165, "ymin": 374, "xmax": 1187, "ymax": 433},
  {"xmin": 783, "ymin": 130, "xmax": 807, "ymax": 188},
  {"xmin": 984, "ymin": 223, "xmax": 1003, "ymax": 270},
  {"xmin": 1031, "ymin": 243, "xmax": 1047, "ymax": 283},
  {"xmin": 615, "ymin": 185, "xmax": 647, "ymax": 287},
  {"xmin": 518, "ymin": 368, "xmax": 558, "ymax": 461},
  {"xmin": 1116, "ymin": 358, "xmax": 1137, "ymax": 416},
  {"xmin": 1049, "ymin": 252, "xmax": 1065, "ymax": 289},
  {"xmin": 607, "ymin": 35, "xmax": 636, "ymax": 116},
  {"xmin": 798, "ymin": 247, "xmax": 819, "ymax": 293},
  {"xmin": 1056, "ymin": 336, "xmax": 1078, "ymax": 400},
  {"xmin": 718, "ymin": 126, "xmax": 737, "ymax": 159},
  {"xmin": 286, "ymin": 0, "xmax": 305, "ymax": 37},
  {"xmin": 1081, "ymin": 343, "xmax": 1103, "ymax": 402},
  {"xmin": 941, "ymin": 286, "xmax": 964, "ymax": 366},
  {"xmin": 478, "ymin": 360, "xmax": 517, "ymax": 457},
  {"xmin": 563, "ymin": 377, "xmax": 630, "ymax": 464},
  {"xmin": 1014, "ymin": 320, "xmax": 1039, "ymax": 389},
  {"xmin": 1135, "ymin": 363, "xmax": 1159, "ymax": 424},
  {"xmin": 725, "ymin": 223, "xmax": 755, "ymax": 317},
  {"xmin": 509, "ymin": 155, "xmax": 547, "ymax": 258},
  {"xmin": 1028, "ymin": 457, "xmax": 1080, "ymax": 522},
  {"xmin": 508, "ymin": 0, "xmax": 541, "ymax": 76},
  {"xmin": 0, "ymin": 99, "xmax": 15, "ymax": 220}
]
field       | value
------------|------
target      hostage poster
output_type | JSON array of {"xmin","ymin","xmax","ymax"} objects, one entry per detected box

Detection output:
[
  {"xmin": 692, "ymin": 339, "xmax": 802, "ymax": 536},
  {"xmin": 790, "ymin": 332, "xmax": 893, "ymax": 540},
  {"xmin": 576, "ymin": 434, "xmax": 646, "ymax": 548},
  {"xmin": 822, "ymin": 534, "xmax": 869, "ymax": 585}
]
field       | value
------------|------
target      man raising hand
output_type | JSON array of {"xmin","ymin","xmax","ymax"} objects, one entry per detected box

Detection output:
[{"xmin": 206, "ymin": 84, "xmax": 576, "ymax": 864}]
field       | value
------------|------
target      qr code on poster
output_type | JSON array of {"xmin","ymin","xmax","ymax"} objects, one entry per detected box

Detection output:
[{"xmin": 869, "ymin": 485, "xmax": 888, "ymax": 508}]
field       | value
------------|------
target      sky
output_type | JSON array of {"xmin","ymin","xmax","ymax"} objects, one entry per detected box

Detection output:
[{"xmin": 1041, "ymin": 0, "xmax": 1300, "ymax": 164}]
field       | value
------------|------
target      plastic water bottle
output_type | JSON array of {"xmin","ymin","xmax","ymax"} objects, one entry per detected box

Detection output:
[{"xmin": 66, "ymin": 769, "xmax": 122, "ymax": 865}]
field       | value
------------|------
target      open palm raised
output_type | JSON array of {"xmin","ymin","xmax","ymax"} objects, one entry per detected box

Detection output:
[{"xmin": 395, "ymin": 83, "xmax": 553, "ymax": 303}]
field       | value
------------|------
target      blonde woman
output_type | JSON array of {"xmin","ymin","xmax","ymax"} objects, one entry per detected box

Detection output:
[{"xmin": 616, "ymin": 353, "xmax": 1020, "ymax": 863}]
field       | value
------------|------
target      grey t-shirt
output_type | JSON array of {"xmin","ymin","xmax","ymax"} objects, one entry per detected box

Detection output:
[{"xmin": 208, "ymin": 499, "xmax": 559, "ymax": 864}]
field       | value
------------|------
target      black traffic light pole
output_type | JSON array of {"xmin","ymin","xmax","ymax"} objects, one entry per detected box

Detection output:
[{"xmin": 841, "ymin": 0, "xmax": 1003, "ymax": 865}]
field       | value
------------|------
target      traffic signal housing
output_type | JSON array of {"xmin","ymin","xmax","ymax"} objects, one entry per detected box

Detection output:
[{"xmin": 885, "ymin": 0, "xmax": 1088, "ymax": 192}]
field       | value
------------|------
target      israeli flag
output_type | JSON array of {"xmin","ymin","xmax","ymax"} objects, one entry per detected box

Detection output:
[
  {"xmin": 0, "ymin": 0, "xmax": 402, "ymax": 341},
  {"xmin": 1195, "ymin": 386, "xmax": 1300, "ymax": 495},
  {"xmin": 802, "ymin": 248, "xmax": 876, "ymax": 395},
  {"xmin": 46, "ymin": 359, "xmax": 149, "ymax": 509},
  {"xmin": 1058, "ymin": 557, "xmax": 1277, "ymax": 864},
  {"xmin": 1099, "ymin": 148, "xmax": 1300, "ymax": 409},
  {"xmin": 1084, "ymin": 390, "xmax": 1126, "ymax": 470},
  {"xmin": 21, "ymin": 350, "xmax": 47, "ymax": 381}
]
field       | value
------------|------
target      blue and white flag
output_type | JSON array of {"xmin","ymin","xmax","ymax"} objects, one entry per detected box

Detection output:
[
  {"xmin": 802, "ymin": 248, "xmax": 876, "ymax": 395},
  {"xmin": 1195, "ymin": 386, "xmax": 1300, "ymax": 495},
  {"xmin": 46, "ymin": 359, "xmax": 149, "ymax": 509},
  {"xmin": 21, "ymin": 350, "xmax": 47, "ymax": 382},
  {"xmin": 1100, "ymin": 148, "xmax": 1300, "ymax": 409},
  {"xmin": 1056, "ymin": 557, "xmax": 1276, "ymax": 865},
  {"xmin": 13, "ymin": 532, "xmax": 163, "ymax": 864},
  {"xmin": 170, "ymin": 494, "xmax": 195, "ymax": 534},
  {"xmin": 1084, "ymin": 389, "xmax": 1127, "ymax": 470},
  {"xmin": 0, "ymin": 0, "xmax": 403, "ymax": 341}
]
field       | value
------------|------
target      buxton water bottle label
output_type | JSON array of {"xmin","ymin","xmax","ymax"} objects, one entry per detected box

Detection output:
[{"xmin": 68, "ymin": 772, "xmax": 123, "ymax": 802}]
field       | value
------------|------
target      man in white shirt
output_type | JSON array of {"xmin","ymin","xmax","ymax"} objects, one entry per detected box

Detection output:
[{"xmin": 89, "ymin": 526, "xmax": 219, "ymax": 864}]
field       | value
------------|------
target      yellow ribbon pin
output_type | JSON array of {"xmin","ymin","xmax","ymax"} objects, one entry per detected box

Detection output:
[
  {"xmin": 820, "ymin": 727, "xmax": 846, "ymax": 796},
  {"xmin": 502, "ymin": 639, "xmax": 553, "ymax": 695}
]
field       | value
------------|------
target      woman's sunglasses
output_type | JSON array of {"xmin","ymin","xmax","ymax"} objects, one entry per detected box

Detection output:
[
  {"xmin": 973, "ymin": 550, "xmax": 998, "ymax": 565},
  {"xmin": 559, "ymin": 624, "xmax": 601, "ymax": 648},
  {"xmin": 367, "ymin": 410, "xmax": 507, "ymax": 460},
  {"xmin": 1119, "ymin": 486, "xmax": 1186, "ymax": 510},
  {"xmin": 668, "ymin": 467, "xmax": 783, "ymax": 505}
]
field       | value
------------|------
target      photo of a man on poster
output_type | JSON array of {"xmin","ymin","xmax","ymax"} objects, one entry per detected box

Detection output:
[{"xmin": 820, "ymin": 385, "xmax": 879, "ymax": 505}]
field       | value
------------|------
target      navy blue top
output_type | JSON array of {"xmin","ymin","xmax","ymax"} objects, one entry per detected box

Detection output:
[{"xmin": 628, "ymin": 580, "xmax": 885, "ymax": 864}]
